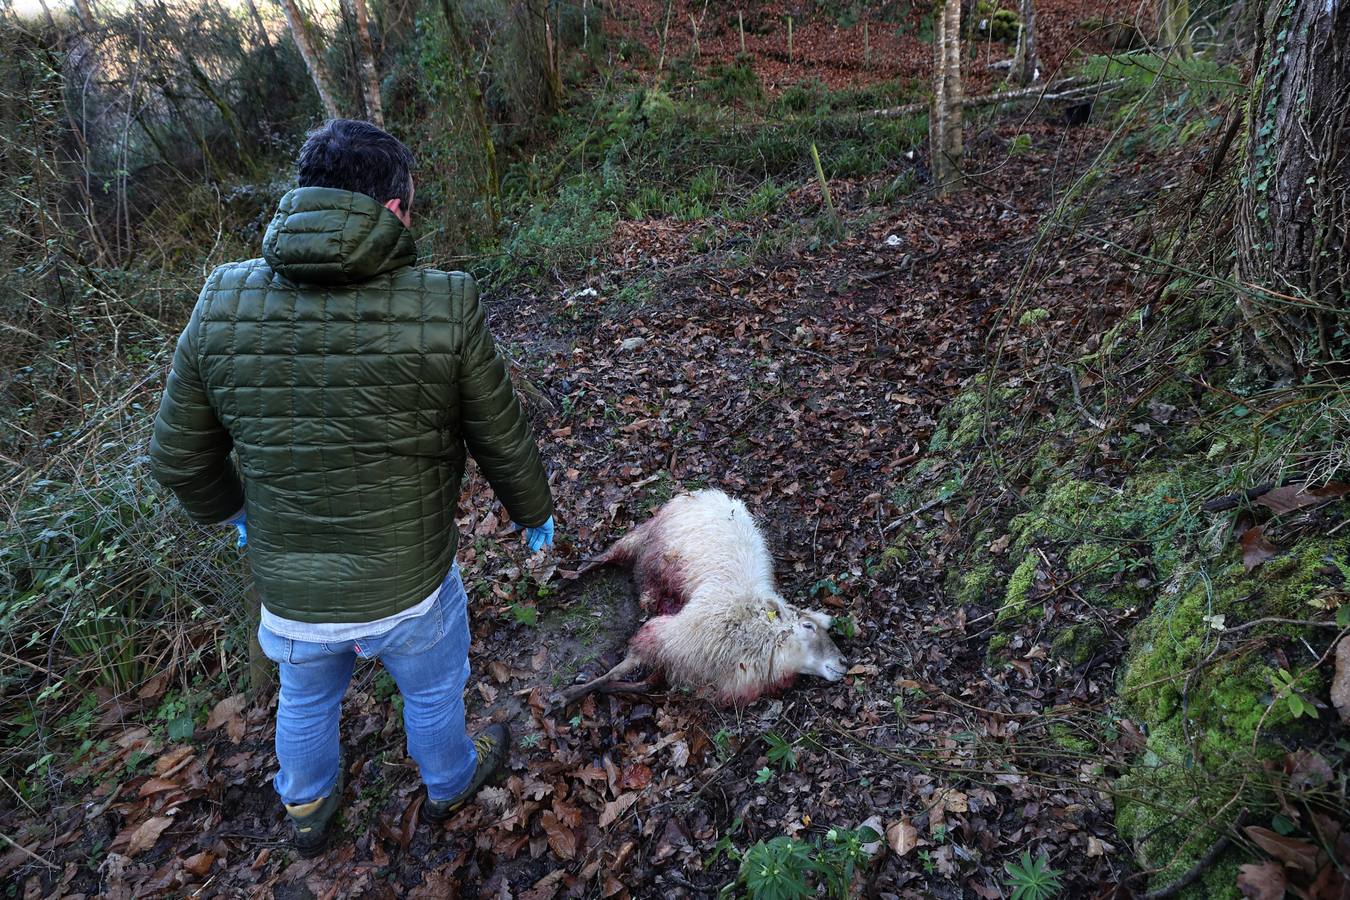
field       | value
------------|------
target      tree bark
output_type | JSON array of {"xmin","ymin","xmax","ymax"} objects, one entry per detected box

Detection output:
[
  {"xmin": 1236, "ymin": 0, "xmax": 1350, "ymax": 374},
  {"xmin": 1011, "ymin": 0, "xmax": 1037, "ymax": 85},
  {"xmin": 521, "ymin": 0, "xmax": 563, "ymax": 114},
  {"xmin": 280, "ymin": 0, "xmax": 342, "ymax": 119},
  {"xmin": 245, "ymin": 582, "xmax": 275, "ymax": 699},
  {"xmin": 1158, "ymin": 0, "xmax": 1193, "ymax": 59},
  {"xmin": 930, "ymin": 0, "xmax": 964, "ymax": 194},
  {"xmin": 344, "ymin": 0, "xmax": 384, "ymax": 126},
  {"xmin": 71, "ymin": 0, "xmax": 95, "ymax": 28},
  {"xmin": 243, "ymin": 0, "xmax": 277, "ymax": 60}
]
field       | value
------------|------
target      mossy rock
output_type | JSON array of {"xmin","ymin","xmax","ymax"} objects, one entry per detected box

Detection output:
[
  {"xmin": 1050, "ymin": 622, "xmax": 1106, "ymax": 667},
  {"xmin": 1114, "ymin": 535, "xmax": 1348, "ymax": 895}
]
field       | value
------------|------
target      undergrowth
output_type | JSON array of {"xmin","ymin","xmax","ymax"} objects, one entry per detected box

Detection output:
[
  {"xmin": 482, "ymin": 73, "xmax": 927, "ymax": 284},
  {"xmin": 902, "ymin": 44, "xmax": 1350, "ymax": 900}
]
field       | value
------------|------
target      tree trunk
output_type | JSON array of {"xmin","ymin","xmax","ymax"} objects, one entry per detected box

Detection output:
[
  {"xmin": 1159, "ymin": 0, "xmax": 1192, "ymax": 59},
  {"xmin": 244, "ymin": 0, "xmax": 277, "ymax": 60},
  {"xmin": 344, "ymin": 0, "xmax": 384, "ymax": 126},
  {"xmin": 930, "ymin": 0, "xmax": 964, "ymax": 194},
  {"xmin": 439, "ymin": 0, "xmax": 500, "ymax": 226},
  {"xmin": 280, "ymin": 0, "xmax": 342, "ymax": 119},
  {"xmin": 1236, "ymin": 0, "xmax": 1350, "ymax": 374},
  {"xmin": 244, "ymin": 582, "xmax": 276, "ymax": 698},
  {"xmin": 521, "ymin": 0, "xmax": 563, "ymax": 114},
  {"xmin": 71, "ymin": 0, "xmax": 95, "ymax": 28},
  {"xmin": 1011, "ymin": 0, "xmax": 1037, "ymax": 85}
]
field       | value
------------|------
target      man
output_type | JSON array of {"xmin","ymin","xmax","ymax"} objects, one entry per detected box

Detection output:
[{"xmin": 149, "ymin": 119, "xmax": 554, "ymax": 856}]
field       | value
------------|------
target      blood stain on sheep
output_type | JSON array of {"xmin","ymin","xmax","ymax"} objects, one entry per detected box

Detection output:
[{"xmin": 634, "ymin": 552, "xmax": 688, "ymax": 616}]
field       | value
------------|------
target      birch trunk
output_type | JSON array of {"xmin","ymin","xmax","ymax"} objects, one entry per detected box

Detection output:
[
  {"xmin": 930, "ymin": 0, "xmax": 964, "ymax": 194},
  {"xmin": 345, "ymin": 0, "xmax": 384, "ymax": 126},
  {"xmin": 1011, "ymin": 0, "xmax": 1036, "ymax": 85},
  {"xmin": 1158, "ymin": 0, "xmax": 1192, "ymax": 58},
  {"xmin": 280, "ymin": 0, "xmax": 342, "ymax": 119}
]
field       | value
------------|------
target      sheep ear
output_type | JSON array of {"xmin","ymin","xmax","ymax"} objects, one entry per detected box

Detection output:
[
  {"xmin": 766, "ymin": 597, "xmax": 792, "ymax": 622},
  {"xmin": 807, "ymin": 609, "xmax": 832, "ymax": 630}
]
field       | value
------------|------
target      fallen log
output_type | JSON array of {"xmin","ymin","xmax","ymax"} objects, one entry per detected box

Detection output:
[{"xmin": 860, "ymin": 77, "xmax": 1127, "ymax": 120}]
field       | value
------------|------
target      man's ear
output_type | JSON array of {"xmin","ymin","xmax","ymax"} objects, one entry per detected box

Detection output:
[{"xmin": 384, "ymin": 197, "xmax": 410, "ymax": 227}]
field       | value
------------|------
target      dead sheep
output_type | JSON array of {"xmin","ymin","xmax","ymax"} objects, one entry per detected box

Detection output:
[{"xmin": 557, "ymin": 489, "xmax": 848, "ymax": 706}]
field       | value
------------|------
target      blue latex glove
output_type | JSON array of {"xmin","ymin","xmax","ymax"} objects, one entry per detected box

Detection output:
[
  {"xmin": 517, "ymin": 516, "xmax": 555, "ymax": 553},
  {"xmin": 225, "ymin": 510, "xmax": 248, "ymax": 549}
]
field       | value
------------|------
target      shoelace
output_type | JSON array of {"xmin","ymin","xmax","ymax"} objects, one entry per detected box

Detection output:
[{"xmin": 472, "ymin": 732, "xmax": 496, "ymax": 758}]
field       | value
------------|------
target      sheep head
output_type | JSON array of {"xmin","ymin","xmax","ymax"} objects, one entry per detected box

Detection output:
[{"xmin": 769, "ymin": 598, "xmax": 847, "ymax": 682}]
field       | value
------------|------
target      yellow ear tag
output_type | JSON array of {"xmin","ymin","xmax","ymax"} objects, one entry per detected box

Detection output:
[{"xmin": 766, "ymin": 607, "xmax": 778, "ymax": 621}]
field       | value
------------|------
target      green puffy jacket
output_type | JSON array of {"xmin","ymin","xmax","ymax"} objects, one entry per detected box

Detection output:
[{"xmin": 149, "ymin": 187, "xmax": 552, "ymax": 623}]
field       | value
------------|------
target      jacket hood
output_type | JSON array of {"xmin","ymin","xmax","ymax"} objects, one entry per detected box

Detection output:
[{"xmin": 263, "ymin": 187, "xmax": 417, "ymax": 285}]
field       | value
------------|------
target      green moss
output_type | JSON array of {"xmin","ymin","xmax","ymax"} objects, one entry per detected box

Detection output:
[
  {"xmin": 953, "ymin": 561, "xmax": 995, "ymax": 605},
  {"xmin": 985, "ymin": 633, "xmax": 1011, "ymax": 668},
  {"xmin": 1250, "ymin": 539, "xmax": 1347, "ymax": 616},
  {"xmin": 1050, "ymin": 623, "xmax": 1106, "ymax": 667},
  {"xmin": 1047, "ymin": 723, "xmax": 1094, "ymax": 755},
  {"xmin": 1010, "ymin": 478, "xmax": 1108, "ymax": 550},
  {"xmin": 933, "ymin": 376, "xmax": 1018, "ymax": 452},
  {"xmin": 1114, "ymin": 716, "xmax": 1247, "ymax": 898},
  {"xmin": 1017, "ymin": 307, "xmax": 1050, "ymax": 327},
  {"xmin": 1114, "ymin": 535, "xmax": 1348, "ymax": 894},
  {"xmin": 996, "ymin": 554, "xmax": 1040, "ymax": 625}
]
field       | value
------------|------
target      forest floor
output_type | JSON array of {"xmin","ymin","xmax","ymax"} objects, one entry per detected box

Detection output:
[
  {"xmin": 10, "ymin": 128, "xmax": 1155, "ymax": 900},
  {"xmin": 2, "ymin": 5, "xmax": 1188, "ymax": 899}
]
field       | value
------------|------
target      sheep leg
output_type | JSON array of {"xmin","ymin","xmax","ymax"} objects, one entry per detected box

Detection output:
[
  {"xmin": 595, "ymin": 670, "xmax": 662, "ymax": 695},
  {"xmin": 556, "ymin": 522, "xmax": 652, "ymax": 594},
  {"xmin": 556, "ymin": 654, "xmax": 644, "ymax": 707}
]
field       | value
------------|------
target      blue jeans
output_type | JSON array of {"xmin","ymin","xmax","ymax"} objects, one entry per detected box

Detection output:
[{"xmin": 257, "ymin": 567, "xmax": 477, "ymax": 805}]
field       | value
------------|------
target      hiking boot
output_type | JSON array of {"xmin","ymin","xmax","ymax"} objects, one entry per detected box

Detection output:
[
  {"xmin": 422, "ymin": 723, "xmax": 511, "ymax": 825},
  {"xmin": 284, "ymin": 767, "xmax": 344, "ymax": 858}
]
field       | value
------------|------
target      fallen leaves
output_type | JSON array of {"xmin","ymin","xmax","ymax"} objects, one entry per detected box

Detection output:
[
  {"xmin": 205, "ymin": 694, "xmax": 247, "ymax": 743},
  {"xmin": 598, "ymin": 792, "xmax": 638, "ymax": 829},
  {"xmin": 1244, "ymin": 826, "xmax": 1320, "ymax": 874},
  {"xmin": 1237, "ymin": 861, "xmax": 1287, "ymax": 900},
  {"xmin": 539, "ymin": 810, "xmax": 579, "ymax": 860},
  {"xmin": 1240, "ymin": 525, "xmax": 1279, "ymax": 571},
  {"xmin": 887, "ymin": 819, "xmax": 919, "ymax": 856},
  {"xmin": 1255, "ymin": 483, "xmax": 1350, "ymax": 515},
  {"xmin": 1332, "ymin": 636, "xmax": 1350, "ymax": 724},
  {"xmin": 181, "ymin": 852, "xmax": 215, "ymax": 878},
  {"xmin": 120, "ymin": 816, "xmax": 173, "ymax": 857}
]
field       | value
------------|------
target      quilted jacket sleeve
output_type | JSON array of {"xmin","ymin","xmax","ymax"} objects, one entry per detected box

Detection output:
[
  {"xmin": 456, "ymin": 275, "xmax": 553, "ymax": 528},
  {"xmin": 148, "ymin": 300, "xmax": 245, "ymax": 524}
]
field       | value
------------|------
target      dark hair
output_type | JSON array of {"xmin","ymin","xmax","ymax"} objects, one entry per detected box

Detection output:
[{"xmin": 296, "ymin": 119, "xmax": 414, "ymax": 206}]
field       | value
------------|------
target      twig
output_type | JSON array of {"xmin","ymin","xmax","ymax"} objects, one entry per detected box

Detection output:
[
  {"xmin": 1199, "ymin": 482, "xmax": 1276, "ymax": 512},
  {"xmin": 0, "ymin": 831, "xmax": 59, "ymax": 870},
  {"xmin": 1058, "ymin": 365, "xmax": 1108, "ymax": 430},
  {"xmin": 883, "ymin": 495, "xmax": 945, "ymax": 531}
]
